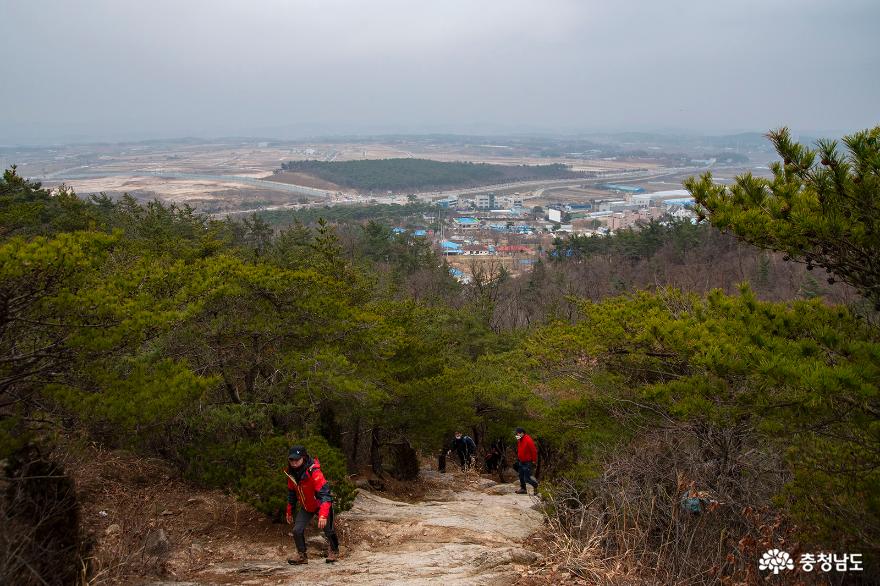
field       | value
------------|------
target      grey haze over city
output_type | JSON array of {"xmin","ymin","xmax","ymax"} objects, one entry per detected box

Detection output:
[{"xmin": 2, "ymin": 0, "xmax": 878, "ymax": 145}]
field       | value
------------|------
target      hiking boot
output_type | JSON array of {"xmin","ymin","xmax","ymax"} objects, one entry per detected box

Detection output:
[
  {"xmin": 287, "ymin": 551, "xmax": 307, "ymax": 565},
  {"xmin": 326, "ymin": 549, "xmax": 339, "ymax": 563},
  {"xmin": 515, "ymin": 488, "xmax": 527, "ymax": 494}
]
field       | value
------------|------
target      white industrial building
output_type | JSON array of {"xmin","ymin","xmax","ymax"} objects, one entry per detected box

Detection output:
[{"xmin": 475, "ymin": 194, "xmax": 495, "ymax": 210}]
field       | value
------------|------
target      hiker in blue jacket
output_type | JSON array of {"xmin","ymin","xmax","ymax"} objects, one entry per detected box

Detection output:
[{"xmin": 449, "ymin": 431, "xmax": 477, "ymax": 471}]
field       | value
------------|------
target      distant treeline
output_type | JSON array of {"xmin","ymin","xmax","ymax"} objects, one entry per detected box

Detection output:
[
  {"xmin": 278, "ymin": 158, "xmax": 581, "ymax": 191},
  {"xmin": 257, "ymin": 201, "xmax": 436, "ymax": 227}
]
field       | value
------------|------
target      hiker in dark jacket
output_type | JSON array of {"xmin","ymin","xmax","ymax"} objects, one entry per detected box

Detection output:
[
  {"xmin": 483, "ymin": 438, "xmax": 507, "ymax": 480},
  {"xmin": 449, "ymin": 431, "xmax": 476, "ymax": 470},
  {"xmin": 284, "ymin": 445, "xmax": 340, "ymax": 564},
  {"xmin": 514, "ymin": 427, "xmax": 539, "ymax": 495}
]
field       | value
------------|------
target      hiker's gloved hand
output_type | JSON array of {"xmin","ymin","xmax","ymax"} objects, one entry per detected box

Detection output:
[
  {"xmin": 317, "ymin": 517, "xmax": 327, "ymax": 529},
  {"xmin": 286, "ymin": 512, "xmax": 293, "ymax": 524}
]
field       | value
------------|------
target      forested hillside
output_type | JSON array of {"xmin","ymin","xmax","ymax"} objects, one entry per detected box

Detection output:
[
  {"xmin": 1, "ymin": 127, "xmax": 878, "ymax": 584},
  {"xmin": 258, "ymin": 200, "xmax": 436, "ymax": 227},
  {"xmin": 277, "ymin": 158, "xmax": 581, "ymax": 191}
]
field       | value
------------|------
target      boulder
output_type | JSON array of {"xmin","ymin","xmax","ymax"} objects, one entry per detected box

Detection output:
[
  {"xmin": 474, "ymin": 547, "xmax": 541, "ymax": 570},
  {"xmin": 145, "ymin": 528, "xmax": 171, "ymax": 556}
]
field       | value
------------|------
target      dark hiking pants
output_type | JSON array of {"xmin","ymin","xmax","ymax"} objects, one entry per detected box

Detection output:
[
  {"xmin": 293, "ymin": 506, "xmax": 339, "ymax": 553},
  {"xmin": 518, "ymin": 461, "xmax": 538, "ymax": 491},
  {"xmin": 456, "ymin": 449, "xmax": 474, "ymax": 470}
]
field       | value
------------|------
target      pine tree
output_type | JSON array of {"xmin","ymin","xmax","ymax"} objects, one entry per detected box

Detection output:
[{"xmin": 686, "ymin": 126, "xmax": 880, "ymax": 307}]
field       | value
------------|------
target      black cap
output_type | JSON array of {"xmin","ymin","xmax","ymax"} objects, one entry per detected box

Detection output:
[
  {"xmin": 515, "ymin": 427, "xmax": 525, "ymax": 434},
  {"xmin": 288, "ymin": 446, "xmax": 306, "ymax": 460}
]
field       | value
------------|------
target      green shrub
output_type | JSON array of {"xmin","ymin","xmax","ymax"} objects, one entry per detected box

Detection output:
[{"xmin": 185, "ymin": 432, "xmax": 356, "ymax": 515}]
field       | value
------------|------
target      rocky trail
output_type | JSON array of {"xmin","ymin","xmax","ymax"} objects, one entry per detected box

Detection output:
[
  {"xmin": 69, "ymin": 450, "xmax": 549, "ymax": 586},
  {"xmin": 160, "ymin": 472, "xmax": 543, "ymax": 586}
]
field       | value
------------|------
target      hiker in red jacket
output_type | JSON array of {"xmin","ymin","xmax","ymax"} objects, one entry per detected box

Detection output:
[
  {"xmin": 284, "ymin": 446, "xmax": 340, "ymax": 564},
  {"xmin": 514, "ymin": 427, "xmax": 539, "ymax": 495}
]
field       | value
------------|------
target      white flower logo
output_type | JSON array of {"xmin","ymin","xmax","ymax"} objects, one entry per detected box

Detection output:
[{"xmin": 759, "ymin": 549, "xmax": 794, "ymax": 574}]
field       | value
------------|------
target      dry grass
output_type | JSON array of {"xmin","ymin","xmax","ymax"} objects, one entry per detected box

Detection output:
[
  {"xmin": 265, "ymin": 171, "xmax": 342, "ymax": 191},
  {"xmin": 518, "ymin": 426, "xmax": 817, "ymax": 586},
  {"xmin": 61, "ymin": 445, "xmax": 279, "ymax": 585}
]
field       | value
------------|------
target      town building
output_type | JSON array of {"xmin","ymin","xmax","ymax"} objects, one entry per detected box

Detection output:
[
  {"xmin": 453, "ymin": 217, "xmax": 480, "ymax": 229},
  {"xmin": 599, "ymin": 183, "xmax": 645, "ymax": 194},
  {"xmin": 475, "ymin": 193, "xmax": 496, "ymax": 210},
  {"xmin": 497, "ymin": 195, "xmax": 524, "ymax": 209},
  {"xmin": 440, "ymin": 240, "xmax": 462, "ymax": 254}
]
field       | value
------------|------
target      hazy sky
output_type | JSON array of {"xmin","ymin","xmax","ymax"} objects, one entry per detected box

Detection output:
[{"xmin": 2, "ymin": 0, "xmax": 878, "ymax": 143}]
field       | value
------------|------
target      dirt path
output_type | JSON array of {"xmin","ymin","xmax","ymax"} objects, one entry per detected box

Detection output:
[{"xmin": 156, "ymin": 472, "xmax": 543, "ymax": 586}]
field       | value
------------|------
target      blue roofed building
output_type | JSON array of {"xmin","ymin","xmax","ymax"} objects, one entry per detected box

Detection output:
[
  {"xmin": 662, "ymin": 198, "xmax": 696, "ymax": 208},
  {"xmin": 449, "ymin": 267, "xmax": 471, "ymax": 284},
  {"xmin": 599, "ymin": 184, "xmax": 645, "ymax": 194},
  {"xmin": 488, "ymin": 223, "xmax": 532, "ymax": 234},
  {"xmin": 436, "ymin": 197, "xmax": 458, "ymax": 208},
  {"xmin": 453, "ymin": 217, "xmax": 480, "ymax": 228},
  {"xmin": 440, "ymin": 240, "xmax": 462, "ymax": 254}
]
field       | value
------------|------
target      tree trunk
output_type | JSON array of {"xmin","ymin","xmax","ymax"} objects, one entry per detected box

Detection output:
[
  {"xmin": 370, "ymin": 427, "xmax": 383, "ymax": 476},
  {"xmin": 350, "ymin": 415, "xmax": 361, "ymax": 469},
  {"xmin": 222, "ymin": 371, "xmax": 241, "ymax": 404}
]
